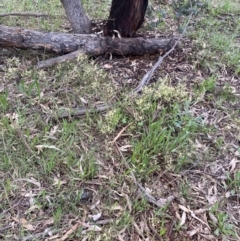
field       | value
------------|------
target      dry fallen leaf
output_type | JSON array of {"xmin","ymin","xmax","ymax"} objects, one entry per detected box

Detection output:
[
  {"xmin": 49, "ymin": 125, "xmax": 59, "ymax": 136},
  {"xmin": 43, "ymin": 217, "xmax": 54, "ymax": 226},
  {"xmin": 90, "ymin": 200, "xmax": 100, "ymax": 210},
  {"xmin": 179, "ymin": 204, "xmax": 189, "ymax": 213},
  {"xmin": 53, "ymin": 177, "xmax": 67, "ymax": 186},
  {"xmin": 119, "ymin": 145, "xmax": 132, "ymax": 152},
  {"xmin": 90, "ymin": 212, "xmax": 102, "ymax": 221},
  {"xmin": 55, "ymin": 222, "xmax": 80, "ymax": 241},
  {"xmin": 35, "ymin": 145, "xmax": 63, "ymax": 154},
  {"xmin": 179, "ymin": 211, "xmax": 187, "ymax": 226},
  {"xmin": 103, "ymin": 64, "xmax": 113, "ymax": 69},
  {"xmin": 12, "ymin": 217, "xmax": 35, "ymax": 231},
  {"xmin": 229, "ymin": 158, "xmax": 237, "ymax": 173},
  {"xmin": 80, "ymin": 97, "xmax": 88, "ymax": 104}
]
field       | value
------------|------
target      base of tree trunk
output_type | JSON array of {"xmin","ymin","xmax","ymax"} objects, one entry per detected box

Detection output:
[
  {"xmin": 0, "ymin": 25, "xmax": 176, "ymax": 56},
  {"xmin": 104, "ymin": 0, "xmax": 148, "ymax": 37}
]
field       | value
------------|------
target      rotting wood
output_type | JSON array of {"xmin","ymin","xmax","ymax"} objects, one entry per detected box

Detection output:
[{"xmin": 0, "ymin": 25, "xmax": 176, "ymax": 57}]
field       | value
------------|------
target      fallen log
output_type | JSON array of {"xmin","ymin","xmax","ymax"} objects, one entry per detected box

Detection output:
[{"xmin": 0, "ymin": 25, "xmax": 176, "ymax": 56}]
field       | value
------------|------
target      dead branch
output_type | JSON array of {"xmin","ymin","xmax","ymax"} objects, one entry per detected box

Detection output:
[
  {"xmin": 37, "ymin": 49, "xmax": 84, "ymax": 69},
  {"xmin": 137, "ymin": 183, "xmax": 175, "ymax": 208},
  {"xmin": 55, "ymin": 104, "xmax": 111, "ymax": 119},
  {"xmin": 0, "ymin": 12, "xmax": 48, "ymax": 17},
  {"xmin": 133, "ymin": 12, "xmax": 194, "ymax": 93}
]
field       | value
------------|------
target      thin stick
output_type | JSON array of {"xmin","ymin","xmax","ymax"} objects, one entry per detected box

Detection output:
[
  {"xmin": 116, "ymin": 144, "xmax": 174, "ymax": 208},
  {"xmin": 56, "ymin": 104, "xmax": 111, "ymax": 118},
  {"xmin": 37, "ymin": 50, "xmax": 84, "ymax": 69},
  {"xmin": 22, "ymin": 228, "xmax": 57, "ymax": 241},
  {"xmin": 13, "ymin": 124, "xmax": 35, "ymax": 155},
  {"xmin": 111, "ymin": 123, "xmax": 132, "ymax": 145},
  {"xmin": 0, "ymin": 12, "xmax": 48, "ymax": 18},
  {"xmin": 133, "ymin": 11, "xmax": 194, "ymax": 93},
  {"xmin": 0, "ymin": 198, "xmax": 22, "ymax": 216}
]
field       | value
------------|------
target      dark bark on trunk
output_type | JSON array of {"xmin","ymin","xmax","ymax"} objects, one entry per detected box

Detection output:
[
  {"xmin": 104, "ymin": 0, "xmax": 148, "ymax": 37},
  {"xmin": 60, "ymin": 0, "xmax": 91, "ymax": 34},
  {"xmin": 0, "ymin": 25, "xmax": 176, "ymax": 56}
]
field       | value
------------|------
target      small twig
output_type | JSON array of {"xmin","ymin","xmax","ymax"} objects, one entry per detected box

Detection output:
[
  {"xmin": 0, "ymin": 199, "xmax": 22, "ymax": 216},
  {"xmin": 55, "ymin": 104, "xmax": 111, "ymax": 118},
  {"xmin": 133, "ymin": 11, "xmax": 194, "ymax": 93},
  {"xmin": 0, "ymin": 225, "xmax": 12, "ymax": 232},
  {"xmin": 188, "ymin": 208, "xmax": 210, "ymax": 229},
  {"xmin": 116, "ymin": 145, "xmax": 174, "ymax": 208},
  {"xmin": 21, "ymin": 228, "xmax": 57, "ymax": 241},
  {"xmin": 218, "ymin": 12, "xmax": 240, "ymax": 16},
  {"xmin": 137, "ymin": 183, "xmax": 175, "ymax": 208},
  {"xmin": 111, "ymin": 122, "xmax": 132, "ymax": 145},
  {"xmin": 94, "ymin": 219, "xmax": 114, "ymax": 225},
  {"xmin": 147, "ymin": 219, "xmax": 164, "ymax": 241},
  {"xmin": 0, "ymin": 12, "xmax": 48, "ymax": 18},
  {"xmin": 13, "ymin": 124, "xmax": 35, "ymax": 155},
  {"xmin": 2, "ymin": 129, "xmax": 11, "ymax": 164},
  {"xmin": 17, "ymin": 204, "xmax": 21, "ymax": 241}
]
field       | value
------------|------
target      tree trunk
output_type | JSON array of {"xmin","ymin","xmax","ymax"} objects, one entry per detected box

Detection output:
[
  {"xmin": 60, "ymin": 0, "xmax": 91, "ymax": 34},
  {"xmin": 0, "ymin": 25, "xmax": 175, "ymax": 56},
  {"xmin": 104, "ymin": 0, "xmax": 148, "ymax": 37}
]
